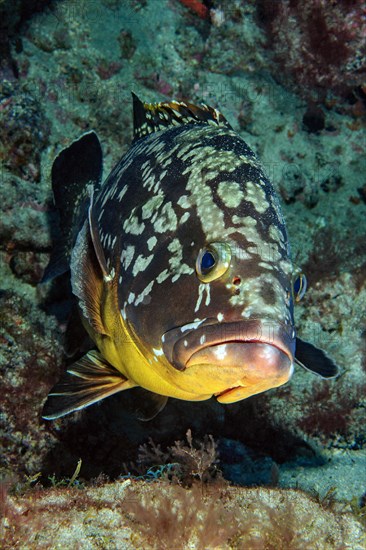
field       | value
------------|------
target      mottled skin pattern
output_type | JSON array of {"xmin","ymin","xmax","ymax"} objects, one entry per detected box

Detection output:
[
  {"xmin": 44, "ymin": 98, "xmax": 310, "ymax": 422},
  {"xmin": 93, "ymin": 123, "xmax": 294, "ymax": 354},
  {"xmin": 42, "ymin": 98, "xmax": 339, "ymax": 420}
]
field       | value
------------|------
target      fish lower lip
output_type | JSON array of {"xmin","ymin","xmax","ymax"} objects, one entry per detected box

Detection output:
[
  {"xmin": 186, "ymin": 341, "xmax": 292, "ymax": 376},
  {"xmin": 186, "ymin": 339, "xmax": 291, "ymax": 366},
  {"xmin": 188, "ymin": 341, "xmax": 293, "ymax": 403}
]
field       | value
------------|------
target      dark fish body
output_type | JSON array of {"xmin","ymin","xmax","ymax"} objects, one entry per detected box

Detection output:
[{"xmin": 42, "ymin": 95, "xmax": 338, "ymax": 420}]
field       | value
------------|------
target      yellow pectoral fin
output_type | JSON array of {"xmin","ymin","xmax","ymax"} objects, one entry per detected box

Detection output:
[{"xmin": 42, "ymin": 350, "xmax": 137, "ymax": 420}]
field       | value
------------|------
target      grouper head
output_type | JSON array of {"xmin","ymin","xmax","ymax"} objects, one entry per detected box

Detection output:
[{"xmin": 107, "ymin": 112, "xmax": 298, "ymax": 404}]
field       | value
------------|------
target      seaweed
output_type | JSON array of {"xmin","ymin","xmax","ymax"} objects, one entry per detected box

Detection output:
[
  {"xmin": 135, "ymin": 429, "xmax": 220, "ymax": 486},
  {"xmin": 125, "ymin": 483, "xmax": 234, "ymax": 550}
]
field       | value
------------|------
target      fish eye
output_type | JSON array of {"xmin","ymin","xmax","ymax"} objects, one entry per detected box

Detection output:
[
  {"xmin": 293, "ymin": 272, "xmax": 307, "ymax": 302},
  {"xmin": 196, "ymin": 242, "xmax": 231, "ymax": 283}
]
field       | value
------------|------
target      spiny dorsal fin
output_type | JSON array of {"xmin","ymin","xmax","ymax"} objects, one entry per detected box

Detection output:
[
  {"xmin": 295, "ymin": 337, "xmax": 339, "ymax": 379},
  {"xmin": 42, "ymin": 350, "xmax": 137, "ymax": 420},
  {"xmin": 42, "ymin": 131, "xmax": 103, "ymax": 281},
  {"xmin": 132, "ymin": 92, "xmax": 232, "ymax": 141}
]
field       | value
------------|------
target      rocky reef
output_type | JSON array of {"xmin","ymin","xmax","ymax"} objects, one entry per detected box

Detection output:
[{"xmin": 2, "ymin": 479, "xmax": 366, "ymax": 549}]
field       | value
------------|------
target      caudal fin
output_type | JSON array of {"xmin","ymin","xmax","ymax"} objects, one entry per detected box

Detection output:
[{"xmin": 42, "ymin": 131, "xmax": 103, "ymax": 282}]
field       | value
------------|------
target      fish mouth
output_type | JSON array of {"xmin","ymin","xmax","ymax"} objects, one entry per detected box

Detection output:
[
  {"xmin": 162, "ymin": 319, "xmax": 295, "ymax": 402},
  {"xmin": 188, "ymin": 340, "xmax": 294, "ymax": 403},
  {"xmin": 162, "ymin": 319, "xmax": 295, "ymax": 371}
]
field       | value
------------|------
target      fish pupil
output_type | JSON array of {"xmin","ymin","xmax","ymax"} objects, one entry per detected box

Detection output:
[
  {"xmin": 293, "ymin": 273, "xmax": 307, "ymax": 301},
  {"xmin": 293, "ymin": 277, "xmax": 301, "ymax": 294},
  {"xmin": 201, "ymin": 251, "xmax": 216, "ymax": 271}
]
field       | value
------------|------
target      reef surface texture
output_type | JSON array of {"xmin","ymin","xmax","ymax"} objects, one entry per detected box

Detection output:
[{"xmin": 2, "ymin": 480, "xmax": 366, "ymax": 549}]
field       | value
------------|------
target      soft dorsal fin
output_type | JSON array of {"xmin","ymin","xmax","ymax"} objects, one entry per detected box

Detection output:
[
  {"xmin": 88, "ymin": 187, "xmax": 115, "ymax": 283},
  {"xmin": 42, "ymin": 131, "xmax": 103, "ymax": 282},
  {"xmin": 132, "ymin": 92, "xmax": 232, "ymax": 141},
  {"xmin": 70, "ymin": 188, "xmax": 118, "ymax": 336},
  {"xmin": 71, "ymin": 219, "xmax": 106, "ymax": 335},
  {"xmin": 295, "ymin": 337, "xmax": 339, "ymax": 379}
]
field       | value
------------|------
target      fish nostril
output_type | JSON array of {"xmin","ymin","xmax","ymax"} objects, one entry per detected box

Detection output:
[{"xmin": 232, "ymin": 276, "xmax": 241, "ymax": 286}]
